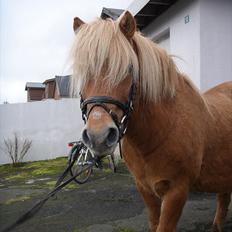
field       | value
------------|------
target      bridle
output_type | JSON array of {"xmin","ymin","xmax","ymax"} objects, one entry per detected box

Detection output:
[{"xmin": 79, "ymin": 66, "xmax": 137, "ymax": 140}]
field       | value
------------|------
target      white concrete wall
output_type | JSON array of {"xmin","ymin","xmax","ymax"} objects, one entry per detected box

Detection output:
[
  {"xmin": 0, "ymin": 99, "xmax": 84, "ymax": 164},
  {"xmin": 200, "ymin": 0, "xmax": 232, "ymax": 91},
  {"xmin": 143, "ymin": 0, "xmax": 201, "ymax": 88}
]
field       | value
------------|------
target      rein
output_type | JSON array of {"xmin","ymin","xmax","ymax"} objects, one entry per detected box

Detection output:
[{"xmin": 1, "ymin": 147, "xmax": 99, "ymax": 232}]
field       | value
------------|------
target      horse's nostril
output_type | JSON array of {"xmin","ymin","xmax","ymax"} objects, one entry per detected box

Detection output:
[
  {"xmin": 106, "ymin": 127, "xmax": 119, "ymax": 147},
  {"xmin": 82, "ymin": 127, "xmax": 118, "ymax": 150},
  {"xmin": 82, "ymin": 129, "xmax": 91, "ymax": 147}
]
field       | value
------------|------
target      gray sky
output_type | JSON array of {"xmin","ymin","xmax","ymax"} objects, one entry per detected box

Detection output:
[{"xmin": 0, "ymin": 0, "xmax": 133, "ymax": 104}]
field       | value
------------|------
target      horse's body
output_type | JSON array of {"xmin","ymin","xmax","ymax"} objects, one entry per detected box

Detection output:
[
  {"xmin": 196, "ymin": 83, "xmax": 232, "ymax": 192},
  {"xmin": 123, "ymin": 76, "xmax": 232, "ymax": 232},
  {"xmin": 124, "ymin": 80, "xmax": 232, "ymax": 193},
  {"xmin": 72, "ymin": 12, "xmax": 232, "ymax": 232}
]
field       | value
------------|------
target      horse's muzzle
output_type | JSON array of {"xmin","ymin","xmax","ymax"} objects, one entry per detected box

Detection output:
[{"xmin": 82, "ymin": 126, "xmax": 119, "ymax": 156}]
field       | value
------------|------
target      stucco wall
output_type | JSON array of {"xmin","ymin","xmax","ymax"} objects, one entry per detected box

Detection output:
[
  {"xmin": 143, "ymin": 0, "xmax": 201, "ymax": 88},
  {"xmin": 0, "ymin": 99, "xmax": 84, "ymax": 164},
  {"xmin": 141, "ymin": 0, "xmax": 232, "ymax": 91},
  {"xmin": 200, "ymin": 0, "xmax": 232, "ymax": 91}
]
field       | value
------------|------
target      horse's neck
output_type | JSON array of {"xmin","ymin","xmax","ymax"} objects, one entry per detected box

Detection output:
[
  {"xmin": 125, "ymin": 97, "xmax": 176, "ymax": 156},
  {"xmin": 125, "ymin": 75, "xmax": 208, "ymax": 156}
]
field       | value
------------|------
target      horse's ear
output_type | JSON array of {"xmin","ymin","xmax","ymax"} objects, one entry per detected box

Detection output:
[
  {"xmin": 73, "ymin": 17, "xmax": 85, "ymax": 33},
  {"xmin": 118, "ymin": 11, "xmax": 136, "ymax": 39}
]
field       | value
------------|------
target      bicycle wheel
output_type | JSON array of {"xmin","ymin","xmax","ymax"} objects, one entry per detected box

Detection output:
[{"xmin": 69, "ymin": 146, "xmax": 93, "ymax": 184}]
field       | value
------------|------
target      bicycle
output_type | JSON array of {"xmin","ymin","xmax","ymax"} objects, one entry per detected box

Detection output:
[{"xmin": 67, "ymin": 141, "xmax": 116, "ymax": 184}]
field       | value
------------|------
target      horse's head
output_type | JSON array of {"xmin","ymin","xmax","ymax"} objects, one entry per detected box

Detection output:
[{"xmin": 72, "ymin": 12, "xmax": 138, "ymax": 157}]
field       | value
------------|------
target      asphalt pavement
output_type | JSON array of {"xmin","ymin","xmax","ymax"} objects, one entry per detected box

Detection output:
[{"xmin": 0, "ymin": 164, "xmax": 232, "ymax": 232}]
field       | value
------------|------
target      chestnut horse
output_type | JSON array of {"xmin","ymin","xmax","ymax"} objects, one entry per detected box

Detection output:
[{"xmin": 71, "ymin": 11, "xmax": 232, "ymax": 232}]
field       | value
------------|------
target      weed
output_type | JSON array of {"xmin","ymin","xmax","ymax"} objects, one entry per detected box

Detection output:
[
  {"xmin": 113, "ymin": 226, "xmax": 137, "ymax": 232},
  {"xmin": 5, "ymin": 196, "xmax": 31, "ymax": 205}
]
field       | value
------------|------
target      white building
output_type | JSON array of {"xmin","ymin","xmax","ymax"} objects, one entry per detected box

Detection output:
[{"xmin": 126, "ymin": 0, "xmax": 232, "ymax": 90}]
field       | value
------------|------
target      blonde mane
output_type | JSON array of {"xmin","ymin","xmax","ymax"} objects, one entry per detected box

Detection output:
[{"xmin": 72, "ymin": 18, "xmax": 184, "ymax": 102}]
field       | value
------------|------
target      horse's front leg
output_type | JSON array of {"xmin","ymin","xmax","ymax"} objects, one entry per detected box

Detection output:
[
  {"xmin": 137, "ymin": 182, "xmax": 161, "ymax": 232},
  {"xmin": 156, "ymin": 178, "xmax": 189, "ymax": 232},
  {"xmin": 212, "ymin": 192, "xmax": 231, "ymax": 232}
]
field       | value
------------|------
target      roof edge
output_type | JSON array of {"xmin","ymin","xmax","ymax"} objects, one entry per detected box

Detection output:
[
  {"xmin": 25, "ymin": 82, "xmax": 45, "ymax": 91},
  {"xmin": 126, "ymin": 0, "xmax": 150, "ymax": 15}
]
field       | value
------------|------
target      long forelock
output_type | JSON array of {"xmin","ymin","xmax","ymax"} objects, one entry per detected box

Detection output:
[
  {"xmin": 72, "ymin": 18, "xmax": 192, "ymax": 103},
  {"xmin": 72, "ymin": 18, "xmax": 139, "ymax": 93}
]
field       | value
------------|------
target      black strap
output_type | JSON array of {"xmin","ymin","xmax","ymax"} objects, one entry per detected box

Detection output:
[
  {"xmin": 80, "ymin": 79, "xmax": 136, "ymax": 136},
  {"xmin": 1, "ymin": 153, "xmax": 96, "ymax": 232},
  {"xmin": 81, "ymin": 96, "xmax": 128, "ymax": 114}
]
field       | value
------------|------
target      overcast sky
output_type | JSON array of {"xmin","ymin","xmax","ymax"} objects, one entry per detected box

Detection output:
[{"xmin": 0, "ymin": 0, "xmax": 134, "ymax": 104}]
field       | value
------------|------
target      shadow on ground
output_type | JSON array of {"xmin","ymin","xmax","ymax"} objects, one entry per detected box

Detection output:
[{"xmin": 0, "ymin": 158, "xmax": 231, "ymax": 232}]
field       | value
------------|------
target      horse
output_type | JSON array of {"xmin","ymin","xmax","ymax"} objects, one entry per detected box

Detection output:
[{"xmin": 71, "ymin": 11, "xmax": 232, "ymax": 232}]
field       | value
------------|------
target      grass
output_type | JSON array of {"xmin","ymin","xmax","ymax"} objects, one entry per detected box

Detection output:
[
  {"xmin": 72, "ymin": 229, "xmax": 88, "ymax": 232},
  {"xmin": 113, "ymin": 227, "xmax": 137, "ymax": 232},
  {"xmin": 0, "ymin": 156, "xmax": 125, "ymax": 186},
  {"xmin": 0, "ymin": 155, "xmax": 131, "ymax": 197},
  {"xmin": 45, "ymin": 180, "xmax": 80, "ymax": 190},
  {"xmin": 72, "ymin": 226, "xmax": 137, "ymax": 232},
  {"xmin": 0, "ymin": 157, "xmax": 67, "ymax": 183},
  {"xmin": 5, "ymin": 195, "xmax": 31, "ymax": 205}
]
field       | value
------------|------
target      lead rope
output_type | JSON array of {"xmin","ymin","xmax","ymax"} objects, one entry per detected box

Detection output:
[{"xmin": 1, "ymin": 157, "xmax": 97, "ymax": 232}]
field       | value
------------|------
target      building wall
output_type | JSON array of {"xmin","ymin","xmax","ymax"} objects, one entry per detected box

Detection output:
[
  {"xmin": 143, "ymin": 0, "xmax": 201, "ymax": 88},
  {"xmin": 200, "ymin": 0, "xmax": 232, "ymax": 91},
  {"xmin": 44, "ymin": 80, "xmax": 56, "ymax": 99},
  {"xmin": 0, "ymin": 99, "xmax": 83, "ymax": 164},
  {"xmin": 54, "ymin": 87, "xmax": 60, "ymax": 100},
  {"xmin": 27, "ymin": 88, "xmax": 45, "ymax": 102}
]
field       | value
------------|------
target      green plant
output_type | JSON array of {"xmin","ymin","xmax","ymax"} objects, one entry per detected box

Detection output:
[{"xmin": 113, "ymin": 227, "xmax": 137, "ymax": 232}]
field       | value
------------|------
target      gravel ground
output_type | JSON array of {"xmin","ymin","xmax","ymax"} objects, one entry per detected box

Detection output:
[{"xmin": 0, "ymin": 162, "xmax": 232, "ymax": 232}]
